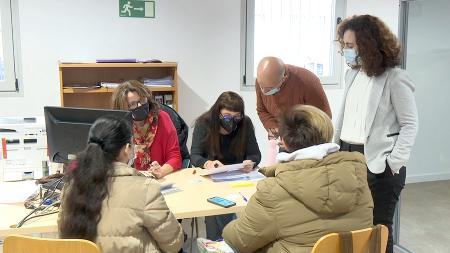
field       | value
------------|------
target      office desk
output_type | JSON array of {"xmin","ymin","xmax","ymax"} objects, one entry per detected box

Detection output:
[
  {"xmin": 0, "ymin": 168, "xmax": 258, "ymax": 236},
  {"xmin": 162, "ymin": 168, "xmax": 256, "ymax": 219},
  {"xmin": 0, "ymin": 203, "xmax": 58, "ymax": 237}
]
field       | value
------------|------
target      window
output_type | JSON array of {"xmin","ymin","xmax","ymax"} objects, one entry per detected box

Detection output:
[
  {"xmin": 0, "ymin": 0, "xmax": 19, "ymax": 92},
  {"xmin": 242, "ymin": 0, "xmax": 345, "ymax": 88}
]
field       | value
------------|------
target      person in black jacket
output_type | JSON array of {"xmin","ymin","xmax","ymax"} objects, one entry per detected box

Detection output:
[{"xmin": 191, "ymin": 91, "xmax": 261, "ymax": 240}]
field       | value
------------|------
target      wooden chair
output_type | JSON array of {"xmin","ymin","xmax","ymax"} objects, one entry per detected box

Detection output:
[
  {"xmin": 311, "ymin": 225, "xmax": 388, "ymax": 253},
  {"xmin": 3, "ymin": 234, "xmax": 101, "ymax": 253}
]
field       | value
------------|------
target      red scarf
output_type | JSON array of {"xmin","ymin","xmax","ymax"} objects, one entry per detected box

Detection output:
[{"xmin": 133, "ymin": 113, "xmax": 158, "ymax": 170}]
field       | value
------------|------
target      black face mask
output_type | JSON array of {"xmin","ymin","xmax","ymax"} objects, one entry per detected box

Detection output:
[
  {"xmin": 130, "ymin": 103, "xmax": 150, "ymax": 121},
  {"xmin": 219, "ymin": 116, "xmax": 241, "ymax": 133}
]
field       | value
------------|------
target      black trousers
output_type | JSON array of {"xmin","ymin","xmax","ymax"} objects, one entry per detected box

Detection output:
[{"xmin": 340, "ymin": 141, "xmax": 406, "ymax": 253}]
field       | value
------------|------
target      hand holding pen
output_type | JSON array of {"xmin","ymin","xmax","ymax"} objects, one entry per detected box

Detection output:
[{"xmin": 149, "ymin": 161, "xmax": 162, "ymax": 178}]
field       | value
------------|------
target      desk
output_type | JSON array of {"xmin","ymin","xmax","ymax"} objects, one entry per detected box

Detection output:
[
  {"xmin": 0, "ymin": 204, "xmax": 58, "ymax": 237},
  {"xmin": 162, "ymin": 168, "xmax": 256, "ymax": 219},
  {"xmin": 0, "ymin": 168, "xmax": 257, "ymax": 236}
]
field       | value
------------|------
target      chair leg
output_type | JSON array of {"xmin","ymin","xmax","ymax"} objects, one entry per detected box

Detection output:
[
  {"xmin": 195, "ymin": 217, "xmax": 199, "ymax": 238},
  {"xmin": 188, "ymin": 217, "xmax": 200, "ymax": 253},
  {"xmin": 189, "ymin": 218, "xmax": 194, "ymax": 253}
]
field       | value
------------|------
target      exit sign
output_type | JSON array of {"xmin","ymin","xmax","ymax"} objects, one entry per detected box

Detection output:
[{"xmin": 119, "ymin": 0, "xmax": 155, "ymax": 18}]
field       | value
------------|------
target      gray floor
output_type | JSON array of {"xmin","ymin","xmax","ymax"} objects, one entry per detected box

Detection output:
[
  {"xmin": 398, "ymin": 180, "xmax": 450, "ymax": 253},
  {"xmin": 1, "ymin": 180, "xmax": 449, "ymax": 253}
]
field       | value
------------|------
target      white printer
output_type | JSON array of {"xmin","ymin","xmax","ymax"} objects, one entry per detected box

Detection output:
[{"xmin": 0, "ymin": 117, "xmax": 47, "ymax": 181}]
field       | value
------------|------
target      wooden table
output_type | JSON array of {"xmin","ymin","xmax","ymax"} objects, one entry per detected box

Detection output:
[
  {"xmin": 161, "ymin": 168, "xmax": 256, "ymax": 219},
  {"xmin": 0, "ymin": 203, "xmax": 58, "ymax": 237},
  {"xmin": 0, "ymin": 168, "xmax": 257, "ymax": 236}
]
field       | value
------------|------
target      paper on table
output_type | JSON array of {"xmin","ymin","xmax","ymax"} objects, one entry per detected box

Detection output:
[
  {"xmin": 198, "ymin": 163, "xmax": 244, "ymax": 176},
  {"xmin": 210, "ymin": 170, "xmax": 265, "ymax": 182},
  {"xmin": 161, "ymin": 186, "xmax": 182, "ymax": 195},
  {"xmin": 0, "ymin": 180, "xmax": 38, "ymax": 204}
]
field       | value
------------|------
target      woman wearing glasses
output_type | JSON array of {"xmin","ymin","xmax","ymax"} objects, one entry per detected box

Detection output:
[
  {"xmin": 112, "ymin": 80, "xmax": 182, "ymax": 178},
  {"xmin": 191, "ymin": 91, "xmax": 261, "ymax": 240}
]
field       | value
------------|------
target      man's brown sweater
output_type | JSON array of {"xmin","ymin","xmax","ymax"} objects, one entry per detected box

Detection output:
[{"xmin": 256, "ymin": 64, "xmax": 332, "ymax": 130}]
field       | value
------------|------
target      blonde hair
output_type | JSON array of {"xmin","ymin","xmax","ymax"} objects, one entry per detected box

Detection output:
[
  {"xmin": 279, "ymin": 105, "xmax": 333, "ymax": 151},
  {"xmin": 111, "ymin": 80, "xmax": 159, "ymax": 113}
]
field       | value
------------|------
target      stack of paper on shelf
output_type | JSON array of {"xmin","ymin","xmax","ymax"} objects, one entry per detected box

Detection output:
[{"xmin": 142, "ymin": 76, "xmax": 174, "ymax": 87}]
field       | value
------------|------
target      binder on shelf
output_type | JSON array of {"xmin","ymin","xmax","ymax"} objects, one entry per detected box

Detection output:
[
  {"xmin": 154, "ymin": 95, "xmax": 164, "ymax": 104},
  {"xmin": 142, "ymin": 76, "xmax": 174, "ymax": 87},
  {"xmin": 163, "ymin": 94, "xmax": 173, "ymax": 108},
  {"xmin": 96, "ymin": 58, "xmax": 137, "ymax": 63}
]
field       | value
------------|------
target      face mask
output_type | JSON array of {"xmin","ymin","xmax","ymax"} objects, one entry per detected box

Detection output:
[
  {"xmin": 219, "ymin": 115, "xmax": 241, "ymax": 133},
  {"xmin": 127, "ymin": 143, "xmax": 135, "ymax": 167},
  {"xmin": 343, "ymin": 48, "xmax": 360, "ymax": 67},
  {"xmin": 130, "ymin": 102, "xmax": 149, "ymax": 121},
  {"xmin": 263, "ymin": 87, "xmax": 281, "ymax": 96}
]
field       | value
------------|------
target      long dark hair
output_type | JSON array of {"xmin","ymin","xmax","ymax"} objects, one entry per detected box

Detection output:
[
  {"xmin": 58, "ymin": 116, "xmax": 132, "ymax": 242},
  {"xmin": 337, "ymin": 15, "xmax": 401, "ymax": 77},
  {"xmin": 196, "ymin": 91, "xmax": 250, "ymax": 160}
]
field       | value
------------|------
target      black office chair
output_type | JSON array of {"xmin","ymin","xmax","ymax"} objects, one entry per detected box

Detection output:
[{"xmin": 160, "ymin": 103, "xmax": 190, "ymax": 168}]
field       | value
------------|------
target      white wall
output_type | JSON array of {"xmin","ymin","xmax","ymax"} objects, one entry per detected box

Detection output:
[
  {"xmin": 1, "ymin": 0, "xmax": 249, "ymax": 157},
  {"xmin": 5, "ymin": 0, "xmax": 243, "ymax": 119},
  {"xmin": 346, "ymin": 0, "xmax": 399, "ymax": 35},
  {"xmin": 8, "ymin": 0, "xmax": 441, "ymax": 181}
]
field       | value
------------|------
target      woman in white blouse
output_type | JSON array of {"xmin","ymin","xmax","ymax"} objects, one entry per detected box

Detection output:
[{"xmin": 334, "ymin": 15, "xmax": 419, "ymax": 253}]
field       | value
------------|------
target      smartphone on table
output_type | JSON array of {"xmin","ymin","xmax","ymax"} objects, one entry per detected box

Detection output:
[{"xmin": 207, "ymin": 196, "xmax": 236, "ymax": 208}]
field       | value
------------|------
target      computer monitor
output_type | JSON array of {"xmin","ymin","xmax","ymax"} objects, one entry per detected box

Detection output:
[{"xmin": 44, "ymin": 106, "xmax": 132, "ymax": 163}]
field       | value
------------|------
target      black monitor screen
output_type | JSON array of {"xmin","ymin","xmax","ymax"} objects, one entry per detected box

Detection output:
[{"xmin": 44, "ymin": 106, "xmax": 131, "ymax": 163}]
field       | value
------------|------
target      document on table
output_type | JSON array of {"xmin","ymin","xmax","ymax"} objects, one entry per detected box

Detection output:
[
  {"xmin": 210, "ymin": 170, "xmax": 265, "ymax": 182},
  {"xmin": 198, "ymin": 163, "xmax": 244, "ymax": 176}
]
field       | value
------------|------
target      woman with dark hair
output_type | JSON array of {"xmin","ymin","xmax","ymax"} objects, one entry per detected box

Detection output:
[
  {"xmin": 191, "ymin": 91, "xmax": 261, "ymax": 240},
  {"xmin": 223, "ymin": 105, "xmax": 373, "ymax": 253},
  {"xmin": 58, "ymin": 116, "xmax": 183, "ymax": 253},
  {"xmin": 335, "ymin": 15, "xmax": 419, "ymax": 253},
  {"xmin": 112, "ymin": 80, "xmax": 182, "ymax": 178}
]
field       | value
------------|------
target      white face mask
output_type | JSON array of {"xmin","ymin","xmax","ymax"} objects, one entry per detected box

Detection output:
[
  {"xmin": 343, "ymin": 48, "xmax": 360, "ymax": 67},
  {"xmin": 264, "ymin": 87, "xmax": 281, "ymax": 96},
  {"xmin": 127, "ymin": 143, "xmax": 136, "ymax": 167}
]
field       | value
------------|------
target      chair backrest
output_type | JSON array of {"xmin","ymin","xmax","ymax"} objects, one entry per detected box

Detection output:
[
  {"xmin": 4, "ymin": 234, "xmax": 101, "ymax": 253},
  {"xmin": 160, "ymin": 103, "xmax": 190, "ymax": 162},
  {"xmin": 311, "ymin": 225, "xmax": 388, "ymax": 253}
]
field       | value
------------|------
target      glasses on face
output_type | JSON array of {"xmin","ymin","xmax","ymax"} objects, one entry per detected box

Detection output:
[
  {"xmin": 128, "ymin": 99, "xmax": 148, "ymax": 110},
  {"xmin": 220, "ymin": 113, "xmax": 242, "ymax": 122}
]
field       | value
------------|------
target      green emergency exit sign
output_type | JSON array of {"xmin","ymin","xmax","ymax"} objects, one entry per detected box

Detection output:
[{"xmin": 119, "ymin": 0, "xmax": 155, "ymax": 18}]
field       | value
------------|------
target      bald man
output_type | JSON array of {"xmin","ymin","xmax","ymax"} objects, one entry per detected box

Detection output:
[{"xmin": 256, "ymin": 57, "xmax": 332, "ymax": 139}]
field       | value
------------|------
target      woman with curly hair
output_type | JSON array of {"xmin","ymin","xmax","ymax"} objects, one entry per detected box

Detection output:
[{"xmin": 335, "ymin": 15, "xmax": 419, "ymax": 253}]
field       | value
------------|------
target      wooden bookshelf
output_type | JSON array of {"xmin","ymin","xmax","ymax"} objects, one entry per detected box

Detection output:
[{"xmin": 59, "ymin": 62, "xmax": 178, "ymax": 110}]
